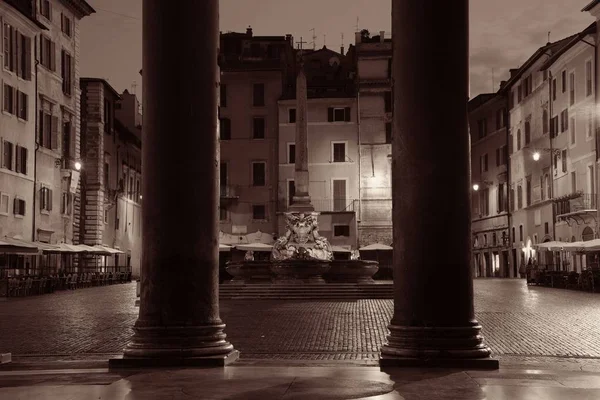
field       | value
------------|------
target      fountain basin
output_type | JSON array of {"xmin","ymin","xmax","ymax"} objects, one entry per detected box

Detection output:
[
  {"xmin": 326, "ymin": 260, "xmax": 379, "ymax": 284},
  {"xmin": 225, "ymin": 261, "xmax": 273, "ymax": 284},
  {"xmin": 270, "ymin": 260, "xmax": 331, "ymax": 284}
]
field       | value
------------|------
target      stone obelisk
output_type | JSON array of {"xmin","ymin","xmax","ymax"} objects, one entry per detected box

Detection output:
[{"xmin": 290, "ymin": 52, "xmax": 314, "ymax": 212}]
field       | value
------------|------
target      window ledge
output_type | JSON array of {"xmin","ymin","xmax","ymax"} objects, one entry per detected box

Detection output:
[
  {"xmin": 41, "ymin": 210, "xmax": 50, "ymax": 215},
  {"xmin": 14, "ymin": 214, "xmax": 24, "ymax": 219}
]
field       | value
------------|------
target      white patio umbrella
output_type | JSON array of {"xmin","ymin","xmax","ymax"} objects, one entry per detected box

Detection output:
[
  {"xmin": 235, "ymin": 242, "xmax": 273, "ymax": 252},
  {"xmin": 219, "ymin": 244, "xmax": 232, "ymax": 252},
  {"xmin": 358, "ymin": 243, "xmax": 393, "ymax": 251}
]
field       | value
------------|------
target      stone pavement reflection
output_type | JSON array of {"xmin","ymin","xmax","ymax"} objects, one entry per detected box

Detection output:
[
  {"xmin": 3, "ymin": 364, "xmax": 600, "ymax": 399},
  {"xmin": 3, "ymin": 280, "xmax": 600, "ymax": 362}
]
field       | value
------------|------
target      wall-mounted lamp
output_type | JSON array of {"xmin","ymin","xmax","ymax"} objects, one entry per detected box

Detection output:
[
  {"xmin": 530, "ymin": 148, "xmax": 561, "ymax": 161},
  {"xmin": 472, "ymin": 180, "xmax": 493, "ymax": 191}
]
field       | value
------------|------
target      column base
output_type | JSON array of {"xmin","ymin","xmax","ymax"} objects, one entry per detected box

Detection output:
[
  {"xmin": 109, "ymin": 350, "xmax": 239, "ymax": 369},
  {"xmin": 380, "ymin": 322, "xmax": 498, "ymax": 370},
  {"xmin": 111, "ymin": 323, "xmax": 238, "ymax": 368}
]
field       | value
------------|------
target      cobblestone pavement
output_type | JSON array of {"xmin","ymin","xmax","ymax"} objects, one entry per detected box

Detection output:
[{"xmin": 2, "ymin": 279, "xmax": 600, "ymax": 363}]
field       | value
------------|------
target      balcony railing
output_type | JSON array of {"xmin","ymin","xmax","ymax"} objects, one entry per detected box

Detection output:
[
  {"xmin": 220, "ymin": 185, "xmax": 239, "ymax": 198},
  {"xmin": 555, "ymin": 192, "xmax": 596, "ymax": 216},
  {"xmin": 278, "ymin": 198, "xmax": 357, "ymax": 213}
]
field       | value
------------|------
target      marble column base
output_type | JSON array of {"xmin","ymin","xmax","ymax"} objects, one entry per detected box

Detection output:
[
  {"xmin": 109, "ymin": 324, "xmax": 238, "ymax": 368},
  {"xmin": 380, "ymin": 323, "xmax": 498, "ymax": 370},
  {"xmin": 0, "ymin": 353, "xmax": 11, "ymax": 364}
]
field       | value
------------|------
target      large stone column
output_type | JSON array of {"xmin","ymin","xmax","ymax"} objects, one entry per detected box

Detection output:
[
  {"xmin": 380, "ymin": 0, "xmax": 497, "ymax": 368},
  {"xmin": 110, "ymin": 0, "xmax": 238, "ymax": 367}
]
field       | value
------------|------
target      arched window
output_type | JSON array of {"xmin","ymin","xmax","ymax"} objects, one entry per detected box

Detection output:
[
  {"xmin": 517, "ymin": 129, "xmax": 522, "ymax": 150},
  {"xmin": 512, "ymin": 227, "xmax": 516, "ymax": 243},
  {"xmin": 519, "ymin": 225, "xmax": 523, "ymax": 242},
  {"xmin": 582, "ymin": 226, "xmax": 594, "ymax": 241},
  {"xmin": 543, "ymin": 109, "xmax": 549, "ymax": 134},
  {"xmin": 525, "ymin": 121, "xmax": 531, "ymax": 144}
]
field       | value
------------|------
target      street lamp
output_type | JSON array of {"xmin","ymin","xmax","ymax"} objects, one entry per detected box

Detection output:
[
  {"xmin": 74, "ymin": 161, "xmax": 82, "ymax": 171},
  {"xmin": 532, "ymin": 152, "xmax": 540, "ymax": 161},
  {"xmin": 472, "ymin": 184, "xmax": 480, "ymax": 191}
]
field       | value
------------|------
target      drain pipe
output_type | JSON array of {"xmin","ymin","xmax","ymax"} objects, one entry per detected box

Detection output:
[{"xmin": 32, "ymin": 37, "xmax": 40, "ymax": 243}]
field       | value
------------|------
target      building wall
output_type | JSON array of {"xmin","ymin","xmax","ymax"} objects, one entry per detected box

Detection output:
[
  {"xmin": 277, "ymin": 97, "xmax": 359, "ymax": 247},
  {"xmin": 34, "ymin": 0, "xmax": 83, "ymax": 245},
  {"xmin": 548, "ymin": 38, "xmax": 597, "ymax": 252},
  {"xmin": 219, "ymin": 70, "xmax": 281, "ymax": 237},
  {"xmin": 355, "ymin": 35, "xmax": 392, "ymax": 246},
  {"xmin": 469, "ymin": 94, "xmax": 511, "ymax": 277},
  {"xmin": 0, "ymin": 3, "xmax": 38, "ymax": 240}
]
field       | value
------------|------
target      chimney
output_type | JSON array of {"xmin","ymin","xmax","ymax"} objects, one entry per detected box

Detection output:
[
  {"xmin": 379, "ymin": 31, "xmax": 385, "ymax": 43},
  {"xmin": 355, "ymin": 31, "xmax": 362, "ymax": 44},
  {"xmin": 509, "ymin": 68, "xmax": 518, "ymax": 78},
  {"xmin": 285, "ymin": 34, "xmax": 293, "ymax": 45},
  {"xmin": 340, "ymin": 46, "xmax": 345, "ymax": 55},
  {"xmin": 246, "ymin": 26, "xmax": 253, "ymax": 36},
  {"xmin": 499, "ymin": 80, "xmax": 507, "ymax": 89}
]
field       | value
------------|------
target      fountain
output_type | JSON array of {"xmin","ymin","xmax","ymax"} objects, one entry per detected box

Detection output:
[{"xmin": 224, "ymin": 41, "xmax": 379, "ymax": 286}]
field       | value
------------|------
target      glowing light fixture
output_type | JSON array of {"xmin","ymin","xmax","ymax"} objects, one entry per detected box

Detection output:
[
  {"xmin": 472, "ymin": 184, "xmax": 479, "ymax": 191},
  {"xmin": 532, "ymin": 152, "xmax": 540, "ymax": 161},
  {"xmin": 74, "ymin": 161, "xmax": 82, "ymax": 171}
]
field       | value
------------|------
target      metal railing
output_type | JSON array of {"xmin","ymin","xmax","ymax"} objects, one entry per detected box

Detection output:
[
  {"xmin": 220, "ymin": 185, "xmax": 239, "ymax": 198},
  {"xmin": 555, "ymin": 192, "xmax": 596, "ymax": 216}
]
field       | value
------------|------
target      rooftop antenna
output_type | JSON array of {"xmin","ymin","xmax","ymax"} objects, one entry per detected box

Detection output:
[
  {"xmin": 491, "ymin": 68, "xmax": 495, "ymax": 92},
  {"xmin": 310, "ymin": 28, "xmax": 317, "ymax": 50},
  {"xmin": 355, "ymin": 17, "xmax": 359, "ymax": 32},
  {"xmin": 547, "ymin": 31, "xmax": 551, "ymax": 44},
  {"xmin": 132, "ymin": 81, "xmax": 137, "ymax": 95},
  {"xmin": 323, "ymin": 34, "xmax": 326, "ymax": 48}
]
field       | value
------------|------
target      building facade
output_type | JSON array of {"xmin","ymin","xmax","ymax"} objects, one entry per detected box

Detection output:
[
  {"xmin": 354, "ymin": 30, "xmax": 393, "ymax": 246},
  {"xmin": 218, "ymin": 27, "xmax": 294, "ymax": 241},
  {"xmin": 0, "ymin": 0, "xmax": 41, "ymax": 245},
  {"xmin": 277, "ymin": 45, "xmax": 359, "ymax": 248},
  {"xmin": 542, "ymin": 22, "xmax": 597, "ymax": 272},
  {"xmin": 469, "ymin": 93, "xmax": 510, "ymax": 277},
  {"xmin": 79, "ymin": 78, "xmax": 142, "ymax": 276}
]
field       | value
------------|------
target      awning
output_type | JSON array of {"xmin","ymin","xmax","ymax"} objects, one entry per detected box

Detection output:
[
  {"xmin": 219, "ymin": 244, "xmax": 232, "ymax": 252},
  {"xmin": 534, "ymin": 241, "xmax": 569, "ymax": 251},
  {"xmin": 94, "ymin": 245, "xmax": 125, "ymax": 255},
  {"xmin": 561, "ymin": 241, "xmax": 586, "ymax": 252},
  {"xmin": 235, "ymin": 242, "xmax": 273, "ymax": 252},
  {"xmin": 579, "ymin": 239, "xmax": 600, "ymax": 252},
  {"xmin": 0, "ymin": 237, "xmax": 40, "ymax": 254},
  {"xmin": 331, "ymin": 245, "xmax": 352, "ymax": 253},
  {"xmin": 359, "ymin": 243, "xmax": 393, "ymax": 251},
  {"xmin": 40, "ymin": 243, "xmax": 84, "ymax": 254}
]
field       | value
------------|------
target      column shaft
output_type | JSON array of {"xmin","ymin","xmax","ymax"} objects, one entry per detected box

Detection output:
[
  {"xmin": 381, "ymin": 0, "xmax": 496, "ymax": 368},
  {"xmin": 111, "ymin": 0, "xmax": 237, "ymax": 367}
]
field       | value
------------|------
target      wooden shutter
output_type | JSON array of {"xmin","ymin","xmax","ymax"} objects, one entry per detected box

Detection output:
[
  {"xmin": 40, "ymin": 187, "xmax": 45, "ymax": 210},
  {"xmin": 50, "ymin": 40, "xmax": 55, "ymax": 71},
  {"xmin": 13, "ymin": 198, "xmax": 18, "ymax": 214},
  {"xmin": 344, "ymin": 107, "xmax": 351, "ymax": 122},
  {"xmin": 15, "ymin": 145, "xmax": 21, "ymax": 173},
  {"xmin": 21, "ymin": 147, "xmax": 27, "ymax": 174},
  {"xmin": 327, "ymin": 107, "xmax": 334, "ymax": 122},
  {"xmin": 51, "ymin": 115, "xmax": 59, "ymax": 150},
  {"xmin": 10, "ymin": 26, "xmax": 16, "ymax": 72},
  {"xmin": 69, "ymin": 121, "xmax": 76, "ymax": 158},
  {"xmin": 48, "ymin": 188, "xmax": 53, "ymax": 211},
  {"xmin": 15, "ymin": 31, "xmax": 21, "ymax": 77}
]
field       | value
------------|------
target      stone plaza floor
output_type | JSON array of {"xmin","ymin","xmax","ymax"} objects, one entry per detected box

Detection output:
[
  {"xmin": 2, "ymin": 279, "xmax": 600, "ymax": 363},
  {"xmin": 3, "ymin": 279, "xmax": 600, "ymax": 398}
]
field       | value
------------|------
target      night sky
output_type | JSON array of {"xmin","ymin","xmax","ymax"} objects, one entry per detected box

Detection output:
[{"xmin": 80, "ymin": 0, "xmax": 593, "ymax": 100}]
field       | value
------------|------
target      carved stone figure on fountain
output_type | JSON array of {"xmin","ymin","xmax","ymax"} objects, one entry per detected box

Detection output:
[{"xmin": 271, "ymin": 212, "xmax": 333, "ymax": 261}]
